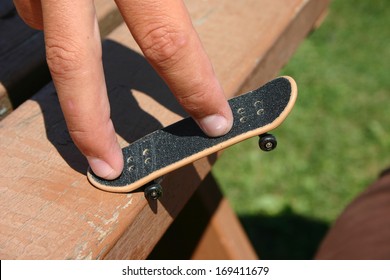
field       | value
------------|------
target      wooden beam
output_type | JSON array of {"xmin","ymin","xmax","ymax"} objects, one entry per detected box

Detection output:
[
  {"xmin": 149, "ymin": 173, "xmax": 258, "ymax": 260},
  {"xmin": 0, "ymin": 0, "xmax": 121, "ymax": 120}
]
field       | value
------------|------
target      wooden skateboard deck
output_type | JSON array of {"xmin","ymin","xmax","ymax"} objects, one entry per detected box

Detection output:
[{"xmin": 87, "ymin": 76, "xmax": 297, "ymax": 195}]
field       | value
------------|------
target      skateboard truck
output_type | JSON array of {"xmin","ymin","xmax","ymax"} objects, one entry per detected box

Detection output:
[
  {"xmin": 259, "ymin": 133, "xmax": 277, "ymax": 151},
  {"xmin": 144, "ymin": 177, "xmax": 164, "ymax": 200}
]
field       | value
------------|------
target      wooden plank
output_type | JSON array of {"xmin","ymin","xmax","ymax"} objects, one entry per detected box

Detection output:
[
  {"xmin": 190, "ymin": 176, "xmax": 258, "ymax": 260},
  {"xmin": 0, "ymin": 0, "xmax": 329, "ymax": 259},
  {"xmin": 0, "ymin": 4, "xmax": 47, "ymax": 119},
  {"xmin": 0, "ymin": 0, "xmax": 121, "ymax": 120},
  {"xmin": 148, "ymin": 174, "xmax": 258, "ymax": 260},
  {"xmin": 96, "ymin": 0, "xmax": 124, "ymax": 38},
  {"xmin": 236, "ymin": 0, "xmax": 331, "ymax": 93}
]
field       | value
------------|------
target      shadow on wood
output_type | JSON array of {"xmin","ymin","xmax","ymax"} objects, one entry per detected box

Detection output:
[
  {"xmin": 30, "ymin": 40, "xmax": 206, "ymax": 220},
  {"xmin": 32, "ymin": 40, "xmax": 188, "ymax": 175},
  {"xmin": 0, "ymin": 8, "xmax": 49, "ymax": 111}
]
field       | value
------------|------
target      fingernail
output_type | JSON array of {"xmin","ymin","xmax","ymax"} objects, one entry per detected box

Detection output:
[
  {"xmin": 198, "ymin": 114, "xmax": 232, "ymax": 137},
  {"xmin": 87, "ymin": 156, "xmax": 118, "ymax": 180}
]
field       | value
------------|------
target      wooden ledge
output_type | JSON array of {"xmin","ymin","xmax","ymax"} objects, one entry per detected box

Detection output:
[
  {"xmin": 0, "ymin": 0, "xmax": 122, "ymax": 120},
  {"xmin": 0, "ymin": 0, "xmax": 329, "ymax": 259}
]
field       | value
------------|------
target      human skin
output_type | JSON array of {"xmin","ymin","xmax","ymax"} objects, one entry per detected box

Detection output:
[{"xmin": 13, "ymin": 0, "xmax": 233, "ymax": 179}]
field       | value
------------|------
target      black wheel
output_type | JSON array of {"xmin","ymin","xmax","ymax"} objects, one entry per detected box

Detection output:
[
  {"xmin": 259, "ymin": 133, "xmax": 277, "ymax": 151},
  {"xmin": 144, "ymin": 184, "xmax": 163, "ymax": 200}
]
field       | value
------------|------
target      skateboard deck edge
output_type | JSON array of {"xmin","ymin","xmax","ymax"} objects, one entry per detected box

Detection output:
[{"xmin": 87, "ymin": 76, "xmax": 297, "ymax": 193}]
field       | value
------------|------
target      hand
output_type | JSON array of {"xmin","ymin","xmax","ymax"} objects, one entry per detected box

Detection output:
[{"xmin": 13, "ymin": 0, "xmax": 233, "ymax": 179}]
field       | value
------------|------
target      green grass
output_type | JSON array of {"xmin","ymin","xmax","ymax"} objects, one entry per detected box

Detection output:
[{"xmin": 212, "ymin": 0, "xmax": 390, "ymax": 259}]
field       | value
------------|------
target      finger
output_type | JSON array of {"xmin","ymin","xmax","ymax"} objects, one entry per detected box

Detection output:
[
  {"xmin": 13, "ymin": 0, "xmax": 43, "ymax": 29},
  {"xmin": 115, "ymin": 0, "xmax": 233, "ymax": 137},
  {"xmin": 41, "ymin": 0, "xmax": 123, "ymax": 179}
]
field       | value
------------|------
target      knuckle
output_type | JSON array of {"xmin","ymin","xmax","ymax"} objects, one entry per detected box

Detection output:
[
  {"xmin": 175, "ymin": 78, "xmax": 224, "ymax": 118},
  {"xmin": 68, "ymin": 127, "xmax": 101, "ymax": 154},
  {"xmin": 67, "ymin": 117, "xmax": 115, "ymax": 155},
  {"xmin": 140, "ymin": 23, "xmax": 189, "ymax": 67},
  {"xmin": 45, "ymin": 37, "xmax": 85, "ymax": 78},
  {"xmin": 69, "ymin": 130, "xmax": 95, "ymax": 153},
  {"xmin": 177, "ymin": 88, "xmax": 209, "ymax": 113}
]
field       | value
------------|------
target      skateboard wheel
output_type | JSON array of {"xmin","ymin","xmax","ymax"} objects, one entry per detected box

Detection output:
[
  {"xmin": 144, "ymin": 184, "xmax": 163, "ymax": 200},
  {"xmin": 259, "ymin": 133, "xmax": 277, "ymax": 151}
]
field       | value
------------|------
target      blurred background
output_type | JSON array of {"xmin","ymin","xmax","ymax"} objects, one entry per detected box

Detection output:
[{"xmin": 212, "ymin": 0, "xmax": 390, "ymax": 259}]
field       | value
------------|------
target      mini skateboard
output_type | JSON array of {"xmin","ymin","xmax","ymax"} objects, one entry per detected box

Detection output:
[{"xmin": 88, "ymin": 76, "xmax": 297, "ymax": 199}]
